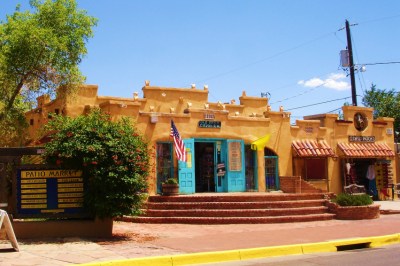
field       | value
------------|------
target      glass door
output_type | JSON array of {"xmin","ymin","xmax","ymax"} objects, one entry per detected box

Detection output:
[{"xmin": 265, "ymin": 156, "xmax": 278, "ymax": 191}]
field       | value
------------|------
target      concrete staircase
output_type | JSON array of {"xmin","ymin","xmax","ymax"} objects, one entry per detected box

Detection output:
[{"xmin": 122, "ymin": 193, "xmax": 335, "ymax": 224}]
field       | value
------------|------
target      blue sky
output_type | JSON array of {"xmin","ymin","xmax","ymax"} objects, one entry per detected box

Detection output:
[{"xmin": 2, "ymin": 1, "xmax": 400, "ymax": 121}]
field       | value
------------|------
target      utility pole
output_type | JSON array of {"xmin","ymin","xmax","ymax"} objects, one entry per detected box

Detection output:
[{"xmin": 345, "ymin": 19, "xmax": 357, "ymax": 106}]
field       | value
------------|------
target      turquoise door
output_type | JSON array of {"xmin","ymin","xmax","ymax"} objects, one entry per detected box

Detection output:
[
  {"xmin": 215, "ymin": 141, "xmax": 224, "ymax": 192},
  {"xmin": 178, "ymin": 139, "xmax": 195, "ymax": 194},
  {"xmin": 226, "ymin": 139, "xmax": 246, "ymax": 192}
]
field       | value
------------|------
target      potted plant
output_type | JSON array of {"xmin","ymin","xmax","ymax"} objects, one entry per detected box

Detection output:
[
  {"xmin": 327, "ymin": 193, "xmax": 380, "ymax": 220},
  {"xmin": 162, "ymin": 177, "xmax": 179, "ymax": 196}
]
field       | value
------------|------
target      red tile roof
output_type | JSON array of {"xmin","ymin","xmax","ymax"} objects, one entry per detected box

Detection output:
[
  {"xmin": 292, "ymin": 139, "xmax": 335, "ymax": 157},
  {"xmin": 338, "ymin": 142, "xmax": 395, "ymax": 158}
]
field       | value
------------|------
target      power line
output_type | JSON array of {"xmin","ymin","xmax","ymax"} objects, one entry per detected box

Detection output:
[
  {"xmin": 326, "ymin": 107, "xmax": 343, "ymax": 114},
  {"xmin": 271, "ymin": 85, "xmax": 320, "ymax": 105},
  {"xmin": 286, "ymin": 97, "xmax": 351, "ymax": 111},
  {"xmin": 358, "ymin": 14, "xmax": 400, "ymax": 25},
  {"xmin": 194, "ymin": 31, "xmax": 336, "ymax": 85},
  {"xmin": 198, "ymin": 14, "xmax": 400, "ymax": 102},
  {"xmin": 362, "ymin": 61, "xmax": 400, "ymax": 66}
]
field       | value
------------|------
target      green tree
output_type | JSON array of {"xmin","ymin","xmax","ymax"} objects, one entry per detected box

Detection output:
[
  {"xmin": 42, "ymin": 109, "xmax": 150, "ymax": 218},
  {"xmin": 362, "ymin": 84, "xmax": 400, "ymax": 142},
  {"xmin": 0, "ymin": 0, "xmax": 97, "ymax": 146}
]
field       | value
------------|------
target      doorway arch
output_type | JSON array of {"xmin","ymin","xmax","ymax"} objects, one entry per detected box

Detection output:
[{"xmin": 264, "ymin": 147, "xmax": 279, "ymax": 190}]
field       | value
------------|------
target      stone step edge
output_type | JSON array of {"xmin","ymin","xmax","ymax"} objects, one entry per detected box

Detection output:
[
  {"xmin": 142, "ymin": 207, "xmax": 329, "ymax": 217},
  {"xmin": 146, "ymin": 199, "xmax": 327, "ymax": 205},
  {"xmin": 144, "ymin": 200, "xmax": 328, "ymax": 209},
  {"xmin": 119, "ymin": 213, "xmax": 335, "ymax": 224},
  {"xmin": 148, "ymin": 194, "xmax": 328, "ymax": 203},
  {"xmin": 143, "ymin": 206, "xmax": 328, "ymax": 213}
]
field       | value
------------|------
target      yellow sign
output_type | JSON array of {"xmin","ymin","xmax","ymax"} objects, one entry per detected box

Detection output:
[
  {"xmin": 58, "ymin": 187, "xmax": 84, "ymax": 193},
  {"xmin": 21, "ymin": 194, "xmax": 47, "ymax": 199},
  {"xmin": 18, "ymin": 168, "xmax": 86, "ymax": 217},
  {"xmin": 21, "ymin": 199, "xmax": 47, "ymax": 204},
  {"xmin": 58, "ymin": 178, "xmax": 84, "ymax": 183},
  {"xmin": 21, "ymin": 189, "xmax": 47, "ymax": 194},
  {"xmin": 58, "ymin": 193, "xmax": 84, "ymax": 198},
  {"xmin": 41, "ymin": 209, "xmax": 65, "ymax": 213},
  {"xmin": 58, "ymin": 198, "xmax": 84, "ymax": 203},
  {"xmin": 58, "ymin": 203, "xmax": 83, "ymax": 208},
  {"xmin": 58, "ymin": 183, "xmax": 84, "ymax": 188},
  {"xmin": 21, "ymin": 170, "xmax": 82, "ymax": 178},
  {"xmin": 21, "ymin": 179, "xmax": 46, "ymax": 184},
  {"xmin": 21, "ymin": 184, "xmax": 47, "ymax": 189},
  {"xmin": 21, "ymin": 204, "xmax": 47, "ymax": 209}
]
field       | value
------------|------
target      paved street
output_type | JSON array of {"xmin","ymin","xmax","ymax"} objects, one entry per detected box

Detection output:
[{"xmin": 0, "ymin": 201, "xmax": 399, "ymax": 265}]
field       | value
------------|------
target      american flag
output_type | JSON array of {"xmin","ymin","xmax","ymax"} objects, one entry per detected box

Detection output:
[{"xmin": 170, "ymin": 120, "xmax": 186, "ymax": 162}]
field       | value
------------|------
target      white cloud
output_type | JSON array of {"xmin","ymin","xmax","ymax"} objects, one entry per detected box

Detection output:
[{"xmin": 298, "ymin": 73, "xmax": 350, "ymax": 91}]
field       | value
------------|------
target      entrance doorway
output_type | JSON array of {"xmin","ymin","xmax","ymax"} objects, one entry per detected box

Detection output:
[
  {"xmin": 195, "ymin": 142, "xmax": 215, "ymax": 192},
  {"xmin": 264, "ymin": 147, "xmax": 279, "ymax": 191},
  {"xmin": 265, "ymin": 157, "xmax": 278, "ymax": 190}
]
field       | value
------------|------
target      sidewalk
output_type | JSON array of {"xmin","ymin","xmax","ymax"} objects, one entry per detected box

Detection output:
[{"xmin": 0, "ymin": 200, "xmax": 399, "ymax": 266}]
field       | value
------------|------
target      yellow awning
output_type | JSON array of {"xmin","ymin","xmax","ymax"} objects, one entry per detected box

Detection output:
[{"xmin": 251, "ymin": 134, "xmax": 271, "ymax": 150}]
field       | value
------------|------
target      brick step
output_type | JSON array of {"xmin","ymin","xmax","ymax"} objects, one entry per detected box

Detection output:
[
  {"xmin": 143, "ymin": 206, "xmax": 329, "ymax": 217},
  {"xmin": 145, "ymin": 199, "xmax": 327, "ymax": 210},
  {"xmin": 122, "ymin": 213, "xmax": 336, "ymax": 224},
  {"xmin": 148, "ymin": 193, "xmax": 327, "ymax": 203}
]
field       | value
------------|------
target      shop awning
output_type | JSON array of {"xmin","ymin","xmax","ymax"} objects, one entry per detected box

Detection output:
[
  {"xmin": 292, "ymin": 139, "xmax": 335, "ymax": 157},
  {"xmin": 338, "ymin": 142, "xmax": 395, "ymax": 158},
  {"xmin": 251, "ymin": 134, "xmax": 270, "ymax": 150}
]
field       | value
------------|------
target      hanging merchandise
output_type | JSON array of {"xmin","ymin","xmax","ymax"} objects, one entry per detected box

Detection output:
[
  {"xmin": 344, "ymin": 162, "xmax": 357, "ymax": 186},
  {"xmin": 366, "ymin": 164, "xmax": 377, "ymax": 197},
  {"xmin": 375, "ymin": 161, "xmax": 393, "ymax": 200}
]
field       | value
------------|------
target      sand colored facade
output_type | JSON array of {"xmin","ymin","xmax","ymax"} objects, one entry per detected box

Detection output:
[{"xmin": 25, "ymin": 82, "xmax": 398, "ymax": 197}]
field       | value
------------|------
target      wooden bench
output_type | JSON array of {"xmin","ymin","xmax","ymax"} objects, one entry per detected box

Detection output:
[{"xmin": 343, "ymin": 184, "xmax": 367, "ymax": 195}]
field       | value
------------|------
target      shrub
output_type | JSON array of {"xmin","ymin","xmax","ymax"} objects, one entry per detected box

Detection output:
[
  {"xmin": 163, "ymin": 177, "xmax": 178, "ymax": 185},
  {"xmin": 332, "ymin": 193, "xmax": 373, "ymax": 207},
  {"xmin": 42, "ymin": 109, "xmax": 151, "ymax": 218}
]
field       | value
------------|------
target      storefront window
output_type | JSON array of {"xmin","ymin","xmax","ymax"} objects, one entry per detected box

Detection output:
[{"xmin": 156, "ymin": 143, "xmax": 173, "ymax": 193}]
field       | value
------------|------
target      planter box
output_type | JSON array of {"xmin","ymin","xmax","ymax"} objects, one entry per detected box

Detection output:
[
  {"xmin": 327, "ymin": 202, "xmax": 380, "ymax": 220},
  {"xmin": 162, "ymin": 184, "xmax": 179, "ymax": 196},
  {"xmin": 12, "ymin": 218, "xmax": 113, "ymax": 239}
]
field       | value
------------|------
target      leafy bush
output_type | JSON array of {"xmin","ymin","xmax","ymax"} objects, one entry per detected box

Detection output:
[
  {"xmin": 163, "ymin": 177, "xmax": 178, "ymax": 185},
  {"xmin": 332, "ymin": 193, "xmax": 373, "ymax": 207},
  {"xmin": 43, "ymin": 109, "xmax": 150, "ymax": 218}
]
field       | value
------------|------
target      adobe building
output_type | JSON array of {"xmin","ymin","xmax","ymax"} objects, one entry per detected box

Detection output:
[{"xmin": 25, "ymin": 82, "xmax": 398, "ymax": 198}]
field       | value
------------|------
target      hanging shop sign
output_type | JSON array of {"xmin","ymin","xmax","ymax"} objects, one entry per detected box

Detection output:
[
  {"xmin": 217, "ymin": 163, "xmax": 226, "ymax": 176},
  {"xmin": 198, "ymin": 120, "xmax": 221, "ymax": 128},
  {"xmin": 348, "ymin": 135, "xmax": 375, "ymax": 142},
  {"xmin": 16, "ymin": 169, "xmax": 87, "ymax": 218},
  {"xmin": 228, "ymin": 142, "xmax": 242, "ymax": 171},
  {"xmin": 354, "ymin": 112, "xmax": 368, "ymax": 131}
]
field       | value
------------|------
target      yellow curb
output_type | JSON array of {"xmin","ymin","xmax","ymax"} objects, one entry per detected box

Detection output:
[
  {"xmin": 172, "ymin": 250, "xmax": 240, "ymax": 266},
  {"xmin": 362, "ymin": 233, "xmax": 400, "ymax": 248},
  {"xmin": 77, "ymin": 256, "xmax": 173, "ymax": 266},
  {"xmin": 239, "ymin": 245, "xmax": 303, "ymax": 260},
  {"xmin": 77, "ymin": 233, "xmax": 400, "ymax": 266},
  {"xmin": 301, "ymin": 242, "xmax": 337, "ymax": 254}
]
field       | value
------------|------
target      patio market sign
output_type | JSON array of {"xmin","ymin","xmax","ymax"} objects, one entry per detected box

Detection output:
[{"xmin": 17, "ymin": 169, "xmax": 87, "ymax": 218}]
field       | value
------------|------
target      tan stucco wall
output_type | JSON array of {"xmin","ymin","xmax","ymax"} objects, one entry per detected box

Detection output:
[{"xmin": 26, "ymin": 83, "xmax": 397, "ymax": 195}]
